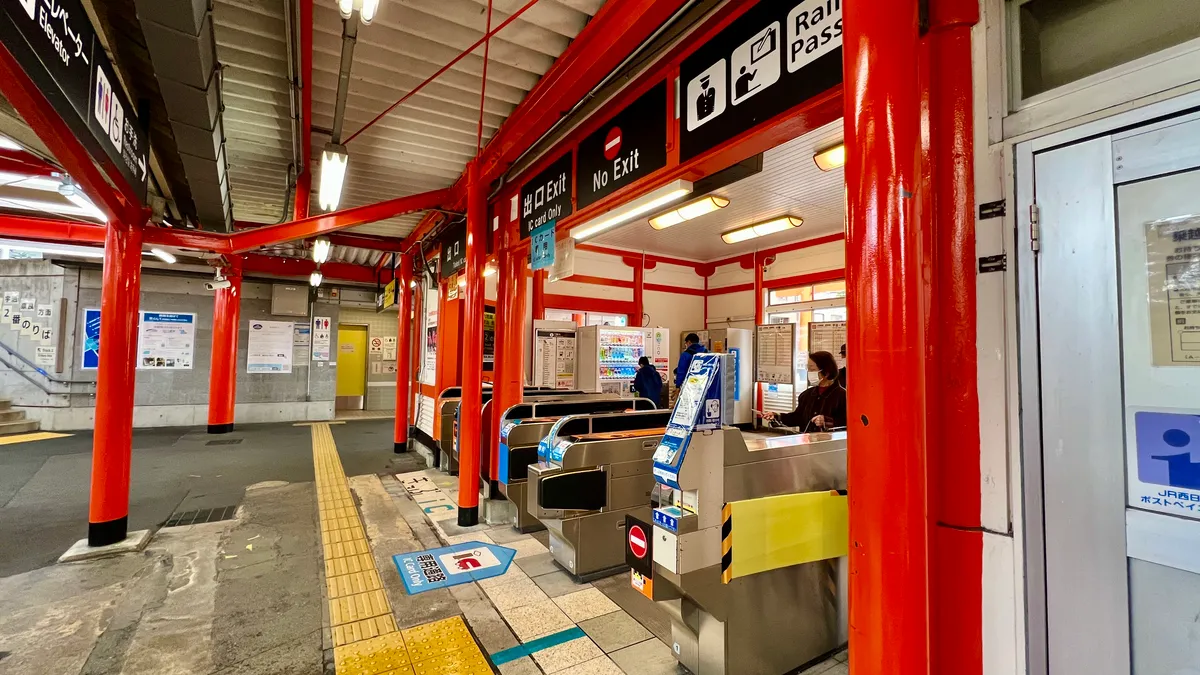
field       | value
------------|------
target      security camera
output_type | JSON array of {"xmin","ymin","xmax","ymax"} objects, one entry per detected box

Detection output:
[{"xmin": 206, "ymin": 277, "xmax": 232, "ymax": 291}]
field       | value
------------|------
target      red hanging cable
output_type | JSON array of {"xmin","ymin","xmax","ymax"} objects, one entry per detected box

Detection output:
[
  {"xmin": 477, "ymin": 0, "xmax": 494, "ymax": 154},
  {"xmin": 344, "ymin": 0, "xmax": 539, "ymax": 145}
]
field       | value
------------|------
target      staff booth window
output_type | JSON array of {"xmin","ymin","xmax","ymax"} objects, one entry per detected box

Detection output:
[{"xmin": 761, "ymin": 279, "xmax": 847, "ymax": 415}]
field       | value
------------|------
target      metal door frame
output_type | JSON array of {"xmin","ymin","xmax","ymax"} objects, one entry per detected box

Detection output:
[
  {"xmin": 1014, "ymin": 89, "xmax": 1200, "ymax": 675},
  {"xmin": 335, "ymin": 322, "xmax": 371, "ymax": 411}
]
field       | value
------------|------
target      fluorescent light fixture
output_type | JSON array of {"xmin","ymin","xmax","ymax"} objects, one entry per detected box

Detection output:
[
  {"xmin": 814, "ymin": 143, "xmax": 846, "ymax": 172},
  {"xmin": 571, "ymin": 179, "xmax": 692, "ymax": 241},
  {"xmin": 483, "ymin": 263, "xmax": 497, "ymax": 277},
  {"xmin": 457, "ymin": 276, "xmax": 467, "ymax": 288},
  {"xmin": 0, "ymin": 135, "xmax": 22, "ymax": 151},
  {"xmin": 310, "ymin": 270, "xmax": 324, "ymax": 287},
  {"xmin": 0, "ymin": 239, "xmax": 105, "ymax": 259},
  {"xmin": 720, "ymin": 216, "xmax": 803, "ymax": 244},
  {"xmin": 312, "ymin": 237, "xmax": 332, "ymax": 264},
  {"xmin": 648, "ymin": 195, "xmax": 729, "ymax": 230},
  {"xmin": 0, "ymin": 195, "xmax": 106, "ymax": 222},
  {"xmin": 319, "ymin": 143, "xmax": 349, "ymax": 211},
  {"xmin": 337, "ymin": 0, "xmax": 379, "ymax": 23},
  {"xmin": 150, "ymin": 248, "xmax": 177, "ymax": 264},
  {"xmin": 65, "ymin": 192, "xmax": 108, "ymax": 222}
]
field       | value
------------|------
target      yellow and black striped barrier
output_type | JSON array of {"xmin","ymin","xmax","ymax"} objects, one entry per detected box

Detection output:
[{"xmin": 720, "ymin": 489, "xmax": 847, "ymax": 584}]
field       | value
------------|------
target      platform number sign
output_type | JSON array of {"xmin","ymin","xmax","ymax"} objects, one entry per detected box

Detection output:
[{"xmin": 680, "ymin": 0, "xmax": 843, "ymax": 160}]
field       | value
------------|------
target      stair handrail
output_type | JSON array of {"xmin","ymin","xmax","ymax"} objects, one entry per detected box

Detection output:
[{"xmin": 0, "ymin": 338, "xmax": 96, "ymax": 391}]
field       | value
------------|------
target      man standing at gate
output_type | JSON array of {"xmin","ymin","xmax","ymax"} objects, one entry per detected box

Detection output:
[{"xmin": 674, "ymin": 333, "xmax": 707, "ymax": 388}]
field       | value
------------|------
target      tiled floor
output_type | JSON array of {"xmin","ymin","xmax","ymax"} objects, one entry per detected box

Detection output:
[{"xmin": 392, "ymin": 467, "xmax": 849, "ymax": 675}]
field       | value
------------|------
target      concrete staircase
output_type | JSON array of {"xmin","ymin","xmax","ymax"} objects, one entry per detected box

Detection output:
[{"xmin": 0, "ymin": 399, "xmax": 39, "ymax": 435}]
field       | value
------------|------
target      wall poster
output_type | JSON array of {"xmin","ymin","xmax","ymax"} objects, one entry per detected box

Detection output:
[
  {"xmin": 483, "ymin": 306, "xmax": 496, "ymax": 371},
  {"xmin": 82, "ymin": 307, "xmax": 101, "ymax": 369},
  {"xmin": 1145, "ymin": 217, "xmax": 1200, "ymax": 366},
  {"xmin": 312, "ymin": 316, "xmax": 332, "ymax": 361},
  {"xmin": 247, "ymin": 320, "xmax": 294, "ymax": 373},
  {"xmin": 137, "ymin": 312, "xmax": 196, "ymax": 369}
]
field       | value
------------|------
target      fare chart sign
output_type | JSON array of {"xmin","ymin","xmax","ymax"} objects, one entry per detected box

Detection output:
[
  {"xmin": 0, "ymin": 0, "xmax": 149, "ymax": 202},
  {"xmin": 680, "ymin": 0, "xmax": 843, "ymax": 161}
]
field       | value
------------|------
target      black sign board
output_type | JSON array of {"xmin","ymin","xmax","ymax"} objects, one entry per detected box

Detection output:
[
  {"xmin": 520, "ymin": 152, "xmax": 573, "ymax": 239},
  {"xmin": 483, "ymin": 305, "xmax": 496, "ymax": 372},
  {"xmin": 576, "ymin": 82, "xmax": 668, "ymax": 209},
  {"xmin": 0, "ymin": 0, "xmax": 149, "ymax": 203},
  {"xmin": 679, "ymin": 0, "xmax": 843, "ymax": 161},
  {"xmin": 439, "ymin": 220, "xmax": 467, "ymax": 280},
  {"xmin": 625, "ymin": 514, "xmax": 654, "ymax": 579}
]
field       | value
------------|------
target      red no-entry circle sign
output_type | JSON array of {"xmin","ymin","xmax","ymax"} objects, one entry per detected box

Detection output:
[
  {"xmin": 604, "ymin": 126, "xmax": 623, "ymax": 161},
  {"xmin": 628, "ymin": 524, "xmax": 648, "ymax": 559}
]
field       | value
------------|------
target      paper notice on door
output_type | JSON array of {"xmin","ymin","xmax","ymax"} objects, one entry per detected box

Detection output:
[{"xmin": 1146, "ymin": 216, "xmax": 1200, "ymax": 366}]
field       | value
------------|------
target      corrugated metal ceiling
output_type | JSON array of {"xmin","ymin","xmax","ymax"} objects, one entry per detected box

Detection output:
[{"xmin": 213, "ymin": 0, "xmax": 608, "ymax": 238}]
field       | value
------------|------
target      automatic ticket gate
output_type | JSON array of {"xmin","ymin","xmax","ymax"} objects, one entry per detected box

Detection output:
[
  {"xmin": 435, "ymin": 386, "xmax": 581, "ymax": 472},
  {"xmin": 497, "ymin": 398, "xmax": 658, "ymax": 532},
  {"xmin": 526, "ymin": 409, "xmax": 671, "ymax": 579},
  {"xmin": 637, "ymin": 351, "xmax": 849, "ymax": 675}
]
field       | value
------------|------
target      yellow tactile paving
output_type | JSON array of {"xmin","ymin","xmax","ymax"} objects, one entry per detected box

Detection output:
[
  {"xmin": 311, "ymin": 424, "xmax": 491, "ymax": 674},
  {"xmin": 0, "ymin": 431, "xmax": 71, "ymax": 445}
]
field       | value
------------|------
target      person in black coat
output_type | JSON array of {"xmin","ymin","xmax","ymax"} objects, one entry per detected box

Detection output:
[
  {"xmin": 633, "ymin": 356, "xmax": 663, "ymax": 406},
  {"xmin": 762, "ymin": 350, "xmax": 847, "ymax": 432}
]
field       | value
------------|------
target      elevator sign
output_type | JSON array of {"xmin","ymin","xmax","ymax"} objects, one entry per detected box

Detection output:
[
  {"xmin": 680, "ymin": 0, "xmax": 843, "ymax": 161},
  {"xmin": 576, "ymin": 82, "xmax": 668, "ymax": 209},
  {"xmin": 1, "ymin": 0, "xmax": 149, "ymax": 202}
]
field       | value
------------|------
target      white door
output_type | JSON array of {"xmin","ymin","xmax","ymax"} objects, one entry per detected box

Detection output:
[{"xmin": 1020, "ymin": 113, "xmax": 1200, "ymax": 675}]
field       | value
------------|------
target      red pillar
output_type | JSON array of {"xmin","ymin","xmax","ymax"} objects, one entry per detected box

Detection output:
[
  {"xmin": 843, "ymin": 1, "xmax": 930, "ymax": 674},
  {"xmin": 490, "ymin": 237, "xmax": 528, "ymax": 481},
  {"xmin": 457, "ymin": 160, "xmax": 487, "ymax": 525},
  {"xmin": 207, "ymin": 257, "xmax": 242, "ymax": 434},
  {"xmin": 88, "ymin": 220, "xmax": 144, "ymax": 546},
  {"xmin": 631, "ymin": 264, "xmax": 644, "ymax": 328},
  {"xmin": 928, "ymin": 0, "xmax": 983, "ymax": 673},
  {"xmin": 394, "ymin": 253, "xmax": 415, "ymax": 452},
  {"xmin": 532, "ymin": 268, "xmax": 547, "ymax": 320}
]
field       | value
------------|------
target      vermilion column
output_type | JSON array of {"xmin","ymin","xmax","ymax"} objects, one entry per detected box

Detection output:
[
  {"xmin": 394, "ymin": 252, "xmax": 415, "ymax": 452},
  {"xmin": 88, "ymin": 219, "xmax": 144, "ymax": 546},
  {"xmin": 490, "ymin": 237, "xmax": 528, "ymax": 482},
  {"xmin": 457, "ymin": 160, "xmax": 487, "ymax": 525},
  {"xmin": 207, "ymin": 257, "xmax": 242, "ymax": 434},
  {"xmin": 532, "ymin": 268, "xmax": 547, "ymax": 320},
  {"xmin": 844, "ymin": 0, "xmax": 930, "ymax": 673}
]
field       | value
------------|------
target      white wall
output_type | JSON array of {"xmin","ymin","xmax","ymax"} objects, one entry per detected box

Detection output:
[{"xmin": 644, "ymin": 290, "xmax": 704, "ymax": 370}]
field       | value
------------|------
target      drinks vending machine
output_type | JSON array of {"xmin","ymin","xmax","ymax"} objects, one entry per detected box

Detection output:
[{"xmin": 576, "ymin": 326, "xmax": 671, "ymax": 397}]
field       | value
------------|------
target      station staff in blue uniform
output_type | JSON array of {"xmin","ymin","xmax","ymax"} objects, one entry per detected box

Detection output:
[
  {"xmin": 674, "ymin": 333, "xmax": 707, "ymax": 387},
  {"xmin": 633, "ymin": 356, "xmax": 663, "ymax": 406}
]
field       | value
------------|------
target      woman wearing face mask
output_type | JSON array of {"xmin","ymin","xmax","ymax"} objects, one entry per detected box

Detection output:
[{"xmin": 760, "ymin": 351, "xmax": 847, "ymax": 432}]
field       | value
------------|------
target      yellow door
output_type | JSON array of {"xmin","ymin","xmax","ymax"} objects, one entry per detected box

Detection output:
[{"xmin": 336, "ymin": 325, "xmax": 368, "ymax": 407}]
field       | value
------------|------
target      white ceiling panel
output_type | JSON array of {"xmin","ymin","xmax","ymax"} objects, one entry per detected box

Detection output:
[{"xmin": 591, "ymin": 119, "xmax": 846, "ymax": 262}]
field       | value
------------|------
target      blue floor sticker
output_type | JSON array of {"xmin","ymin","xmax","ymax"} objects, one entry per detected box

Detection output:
[{"xmin": 393, "ymin": 541, "xmax": 516, "ymax": 595}]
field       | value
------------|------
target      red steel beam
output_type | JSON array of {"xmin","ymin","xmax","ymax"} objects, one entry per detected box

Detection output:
[
  {"xmin": 229, "ymin": 189, "xmax": 450, "ymax": 253},
  {"xmin": 0, "ymin": 150, "xmax": 61, "ymax": 178},
  {"xmin": 0, "ymin": 214, "xmax": 107, "ymax": 245},
  {"xmin": 294, "ymin": 0, "xmax": 313, "ymax": 220},
  {"xmin": 241, "ymin": 253, "xmax": 376, "ymax": 283},
  {"xmin": 0, "ymin": 41, "xmax": 138, "ymax": 225}
]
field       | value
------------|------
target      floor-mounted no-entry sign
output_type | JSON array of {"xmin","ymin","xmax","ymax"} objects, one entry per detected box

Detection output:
[{"xmin": 393, "ymin": 541, "xmax": 517, "ymax": 595}]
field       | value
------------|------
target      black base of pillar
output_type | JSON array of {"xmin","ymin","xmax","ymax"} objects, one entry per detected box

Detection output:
[
  {"xmin": 208, "ymin": 423, "xmax": 234, "ymax": 434},
  {"xmin": 394, "ymin": 441, "xmax": 408, "ymax": 454},
  {"xmin": 88, "ymin": 516, "xmax": 128, "ymax": 547},
  {"xmin": 457, "ymin": 506, "xmax": 479, "ymax": 527}
]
